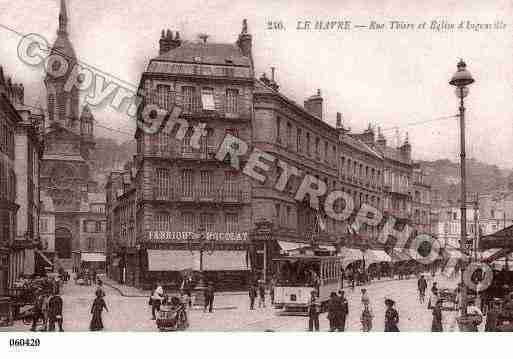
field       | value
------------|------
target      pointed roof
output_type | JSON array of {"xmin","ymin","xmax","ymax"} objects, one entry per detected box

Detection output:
[{"xmin": 48, "ymin": 0, "xmax": 76, "ymax": 71}]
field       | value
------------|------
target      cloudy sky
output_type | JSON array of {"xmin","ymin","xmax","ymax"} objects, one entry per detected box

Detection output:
[{"xmin": 1, "ymin": 0, "xmax": 512, "ymax": 167}]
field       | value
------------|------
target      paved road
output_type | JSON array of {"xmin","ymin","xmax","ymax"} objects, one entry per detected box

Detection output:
[{"xmin": 3, "ymin": 273, "xmax": 470, "ymax": 332}]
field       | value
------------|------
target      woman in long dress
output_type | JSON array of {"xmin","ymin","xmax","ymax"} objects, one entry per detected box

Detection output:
[
  {"xmin": 90, "ymin": 289, "xmax": 108, "ymax": 331},
  {"xmin": 384, "ymin": 298, "xmax": 399, "ymax": 332},
  {"xmin": 431, "ymin": 299, "xmax": 443, "ymax": 332}
]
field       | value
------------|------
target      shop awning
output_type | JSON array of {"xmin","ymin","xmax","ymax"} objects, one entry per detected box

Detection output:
[
  {"xmin": 202, "ymin": 251, "xmax": 250, "ymax": 271},
  {"xmin": 278, "ymin": 241, "xmax": 306, "ymax": 252},
  {"xmin": 365, "ymin": 250, "xmax": 391, "ymax": 264},
  {"xmin": 81, "ymin": 252, "xmax": 106, "ymax": 262},
  {"xmin": 147, "ymin": 250, "xmax": 250, "ymax": 271},
  {"xmin": 318, "ymin": 245, "xmax": 336, "ymax": 252},
  {"xmin": 35, "ymin": 249, "xmax": 53, "ymax": 267},
  {"xmin": 339, "ymin": 247, "xmax": 364, "ymax": 267},
  {"xmin": 390, "ymin": 249, "xmax": 411, "ymax": 262}
]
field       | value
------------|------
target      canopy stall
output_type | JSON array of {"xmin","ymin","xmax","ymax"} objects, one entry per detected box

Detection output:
[
  {"xmin": 389, "ymin": 249, "xmax": 412, "ymax": 262},
  {"xmin": 277, "ymin": 241, "xmax": 307, "ymax": 253},
  {"xmin": 339, "ymin": 248, "xmax": 364, "ymax": 268},
  {"xmin": 364, "ymin": 250, "xmax": 391, "ymax": 265}
]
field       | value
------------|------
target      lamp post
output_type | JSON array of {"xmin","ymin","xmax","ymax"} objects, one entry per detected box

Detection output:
[
  {"xmin": 449, "ymin": 59, "xmax": 475, "ymax": 316},
  {"xmin": 189, "ymin": 226, "xmax": 214, "ymax": 293}
]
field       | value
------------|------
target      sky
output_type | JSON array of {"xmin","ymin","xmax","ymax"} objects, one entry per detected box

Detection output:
[{"xmin": 0, "ymin": 0, "xmax": 512, "ymax": 168}]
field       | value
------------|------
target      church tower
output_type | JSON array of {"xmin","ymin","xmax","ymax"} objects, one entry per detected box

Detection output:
[{"xmin": 45, "ymin": 0, "xmax": 80, "ymax": 131}]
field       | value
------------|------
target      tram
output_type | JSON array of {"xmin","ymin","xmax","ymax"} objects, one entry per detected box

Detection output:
[{"xmin": 273, "ymin": 247, "xmax": 342, "ymax": 315}]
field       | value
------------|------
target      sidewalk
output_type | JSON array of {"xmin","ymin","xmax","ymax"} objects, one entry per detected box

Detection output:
[{"xmin": 102, "ymin": 277, "xmax": 247, "ymax": 297}]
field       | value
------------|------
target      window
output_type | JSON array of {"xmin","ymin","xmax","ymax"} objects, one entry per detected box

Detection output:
[
  {"xmin": 225, "ymin": 171, "xmax": 238, "ymax": 195},
  {"xmin": 297, "ymin": 128, "xmax": 302, "ymax": 152},
  {"xmin": 276, "ymin": 117, "xmax": 281, "ymax": 142},
  {"xmin": 225, "ymin": 213, "xmax": 238, "ymax": 233},
  {"xmin": 87, "ymin": 238, "xmax": 95, "ymax": 251},
  {"xmin": 182, "ymin": 169, "xmax": 193, "ymax": 197},
  {"xmin": 315, "ymin": 138, "xmax": 320, "ymax": 157},
  {"xmin": 226, "ymin": 89, "xmax": 238, "ymax": 113},
  {"xmin": 182, "ymin": 86, "xmax": 196, "ymax": 112},
  {"xmin": 181, "ymin": 127, "xmax": 193, "ymax": 154},
  {"xmin": 84, "ymin": 220, "xmax": 96, "ymax": 233},
  {"xmin": 275, "ymin": 203, "xmax": 281, "ymax": 224},
  {"xmin": 48, "ymin": 95, "xmax": 55, "ymax": 123},
  {"xmin": 200, "ymin": 170, "xmax": 213, "ymax": 197},
  {"xmin": 201, "ymin": 88, "xmax": 216, "ymax": 111},
  {"xmin": 155, "ymin": 212, "xmax": 171, "ymax": 232},
  {"xmin": 324, "ymin": 142, "xmax": 328, "ymax": 161},
  {"xmin": 40, "ymin": 219, "xmax": 48, "ymax": 233},
  {"xmin": 306, "ymin": 133, "xmax": 310, "ymax": 156},
  {"xmin": 156, "ymin": 84, "xmax": 171, "ymax": 109},
  {"xmin": 155, "ymin": 168, "xmax": 170, "ymax": 199},
  {"xmin": 200, "ymin": 213, "xmax": 215, "ymax": 233},
  {"xmin": 286, "ymin": 206, "xmax": 291, "ymax": 227},
  {"xmin": 286, "ymin": 122, "xmax": 292, "ymax": 148},
  {"xmin": 183, "ymin": 212, "xmax": 194, "ymax": 232}
]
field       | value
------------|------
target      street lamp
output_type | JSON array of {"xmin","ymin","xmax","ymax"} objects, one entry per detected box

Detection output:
[
  {"xmin": 188, "ymin": 226, "xmax": 214, "ymax": 294},
  {"xmin": 449, "ymin": 59, "xmax": 475, "ymax": 316}
]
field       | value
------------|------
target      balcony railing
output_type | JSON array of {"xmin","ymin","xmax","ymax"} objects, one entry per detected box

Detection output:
[
  {"xmin": 142, "ymin": 90, "xmax": 251, "ymax": 119},
  {"xmin": 153, "ymin": 187, "xmax": 250, "ymax": 204},
  {"xmin": 145, "ymin": 146, "xmax": 218, "ymax": 160}
]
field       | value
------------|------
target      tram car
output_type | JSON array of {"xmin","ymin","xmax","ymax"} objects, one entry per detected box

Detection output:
[{"xmin": 273, "ymin": 248, "xmax": 342, "ymax": 315}]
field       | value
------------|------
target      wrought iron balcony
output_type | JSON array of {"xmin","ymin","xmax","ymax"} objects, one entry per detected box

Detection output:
[
  {"xmin": 142, "ymin": 90, "xmax": 251, "ymax": 119},
  {"xmin": 152, "ymin": 187, "xmax": 250, "ymax": 204}
]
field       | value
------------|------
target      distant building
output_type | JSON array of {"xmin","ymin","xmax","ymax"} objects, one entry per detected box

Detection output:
[
  {"xmin": 40, "ymin": 0, "xmax": 106, "ymax": 272},
  {"xmin": 411, "ymin": 163, "xmax": 432, "ymax": 234}
]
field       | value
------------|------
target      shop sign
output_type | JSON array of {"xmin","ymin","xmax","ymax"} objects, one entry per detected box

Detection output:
[{"xmin": 147, "ymin": 231, "xmax": 248, "ymax": 242}]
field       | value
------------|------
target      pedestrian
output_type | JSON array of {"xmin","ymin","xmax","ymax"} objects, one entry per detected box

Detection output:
[
  {"xmin": 269, "ymin": 276, "xmax": 276, "ymax": 306},
  {"xmin": 361, "ymin": 288, "xmax": 369, "ymax": 306},
  {"xmin": 249, "ymin": 282, "xmax": 257, "ymax": 310},
  {"xmin": 485, "ymin": 299, "xmax": 501, "ymax": 332},
  {"xmin": 96, "ymin": 279, "xmax": 106, "ymax": 298},
  {"xmin": 466, "ymin": 300, "xmax": 484, "ymax": 332},
  {"xmin": 47, "ymin": 290, "xmax": 64, "ymax": 332},
  {"xmin": 258, "ymin": 279, "xmax": 266, "ymax": 308},
  {"xmin": 431, "ymin": 299, "xmax": 443, "ymax": 332},
  {"xmin": 307, "ymin": 291, "xmax": 320, "ymax": 331},
  {"xmin": 203, "ymin": 281, "xmax": 215, "ymax": 313},
  {"xmin": 41, "ymin": 293, "xmax": 50, "ymax": 331},
  {"xmin": 418, "ymin": 275, "xmax": 427, "ymax": 303},
  {"xmin": 384, "ymin": 298, "xmax": 400, "ymax": 332},
  {"xmin": 30, "ymin": 291, "xmax": 45, "ymax": 332},
  {"xmin": 327, "ymin": 292, "xmax": 339, "ymax": 331},
  {"xmin": 361, "ymin": 301, "xmax": 373, "ymax": 332},
  {"xmin": 338, "ymin": 290, "xmax": 349, "ymax": 331},
  {"xmin": 151, "ymin": 281, "xmax": 164, "ymax": 320},
  {"xmin": 90, "ymin": 289, "xmax": 108, "ymax": 331}
]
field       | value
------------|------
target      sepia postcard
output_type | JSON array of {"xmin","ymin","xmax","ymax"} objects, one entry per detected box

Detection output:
[{"xmin": 1, "ymin": 1, "xmax": 513, "ymax": 346}]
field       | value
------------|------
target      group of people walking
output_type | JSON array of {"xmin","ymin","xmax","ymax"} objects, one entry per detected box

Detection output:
[
  {"xmin": 248, "ymin": 277, "xmax": 275, "ymax": 310},
  {"xmin": 30, "ymin": 289, "xmax": 64, "ymax": 332}
]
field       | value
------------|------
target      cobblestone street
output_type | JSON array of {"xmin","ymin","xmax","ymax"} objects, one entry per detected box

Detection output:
[{"xmin": 4, "ymin": 273, "xmax": 472, "ymax": 332}]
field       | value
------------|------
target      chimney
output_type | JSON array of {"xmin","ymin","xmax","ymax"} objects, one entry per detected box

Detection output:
[
  {"xmin": 269, "ymin": 67, "xmax": 279, "ymax": 91},
  {"xmin": 400, "ymin": 132, "xmax": 411, "ymax": 161},
  {"xmin": 237, "ymin": 19, "xmax": 253, "ymax": 65},
  {"xmin": 304, "ymin": 89, "xmax": 323, "ymax": 120},
  {"xmin": 336, "ymin": 112, "xmax": 342, "ymax": 129},
  {"xmin": 376, "ymin": 127, "xmax": 386, "ymax": 147},
  {"xmin": 259, "ymin": 72, "xmax": 271, "ymax": 86},
  {"xmin": 159, "ymin": 29, "xmax": 182, "ymax": 55}
]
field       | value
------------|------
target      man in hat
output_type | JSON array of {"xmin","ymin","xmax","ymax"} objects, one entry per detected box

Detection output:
[
  {"xmin": 203, "ymin": 281, "xmax": 215, "ymax": 313},
  {"xmin": 307, "ymin": 291, "xmax": 320, "ymax": 331},
  {"xmin": 417, "ymin": 275, "xmax": 427, "ymax": 303},
  {"xmin": 47, "ymin": 289, "xmax": 64, "ymax": 332},
  {"xmin": 327, "ymin": 292, "xmax": 339, "ymax": 331},
  {"xmin": 337, "ymin": 290, "xmax": 349, "ymax": 331}
]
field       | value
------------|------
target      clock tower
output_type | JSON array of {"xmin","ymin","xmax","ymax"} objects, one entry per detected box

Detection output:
[{"xmin": 40, "ymin": 0, "xmax": 105, "ymax": 270}]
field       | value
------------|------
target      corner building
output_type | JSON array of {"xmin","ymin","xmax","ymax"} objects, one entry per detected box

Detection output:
[{"xmin": 127, "ymin": 24, "xmax": 254, "ymax": 289}]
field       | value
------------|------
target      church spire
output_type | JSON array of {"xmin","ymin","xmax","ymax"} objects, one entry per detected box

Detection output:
[{"xmin": 58, "ymin": 0, "xmax": 68, "ymax": 35}]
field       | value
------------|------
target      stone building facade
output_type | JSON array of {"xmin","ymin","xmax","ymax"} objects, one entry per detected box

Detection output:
[
  {"xmin": 40, "ymin": 0, "xmax": 106, "ymax": 272},
  {"xmin": 0, "ymin": 66, "xmax": 45, "ymax": 295},
  {"xmin": 106, "ymin": 20, "xmax": 431, "ymax": 289}
]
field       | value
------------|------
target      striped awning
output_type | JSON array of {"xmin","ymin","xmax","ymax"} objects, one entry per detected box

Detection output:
[
  {"xmin": 365, "ymin": 250, "xmax": 391, "ymax": 264},
  {"xmin": 390, "ymin": 249, "xmax": 411, "ymax": 262},
  {"xmin": 147, "ymin": 250, "xmax": 250, "ymax": 271},
  {"xmin": 278, "ymin": 241, "xmax": 306, "ymax": 252}
]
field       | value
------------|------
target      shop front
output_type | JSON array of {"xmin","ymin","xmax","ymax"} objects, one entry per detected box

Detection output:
[
  {"xmin": 73, "ymin": 251, "xmax": 106, "ymax": 273},
  {"xmin": 138, "ymin": 231, "xmax": 252, "ymax": 291}
]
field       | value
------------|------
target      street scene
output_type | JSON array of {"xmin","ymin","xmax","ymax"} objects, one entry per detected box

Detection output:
[{"xmin": 1, "ymin": 0, "xmax": 513, "ymax": 336}]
